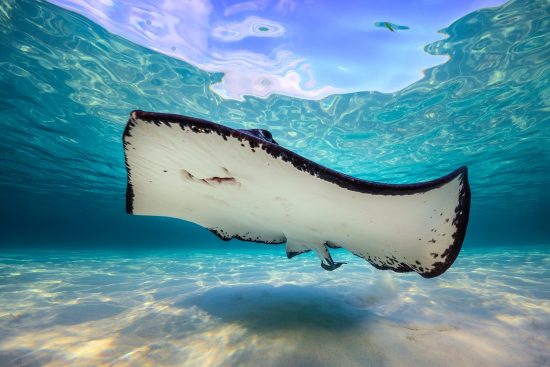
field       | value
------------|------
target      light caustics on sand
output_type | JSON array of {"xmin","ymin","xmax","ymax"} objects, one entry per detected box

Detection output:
[
  {"xmin": 0, "ymin": 248, "xmax": 548, "ymax": 367},
  {"xmin": 46, "ymin": 0, "xmax": 506, "ymax": 99}
]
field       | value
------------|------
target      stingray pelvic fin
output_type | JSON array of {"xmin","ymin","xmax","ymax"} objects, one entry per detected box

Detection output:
[{"xmin": 316, "ymin": 244, "xmax": 346, "ymax": 271}]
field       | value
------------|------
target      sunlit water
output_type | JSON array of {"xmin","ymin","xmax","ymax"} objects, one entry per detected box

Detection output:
[
  {"xmin": 0, "ymin": 0, "xmax": 549, "ymax": 366},
  {"xmin": 44, "ymin": 0, "xmax": 506, "ymax": 99}
]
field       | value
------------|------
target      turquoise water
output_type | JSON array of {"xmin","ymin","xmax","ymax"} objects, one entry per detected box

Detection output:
[{"xmin": 0, "ymin": 0, "xmax": 549, "ymax": 366}]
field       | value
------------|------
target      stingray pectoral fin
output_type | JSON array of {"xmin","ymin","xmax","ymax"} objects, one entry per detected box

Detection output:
[
  {"xmin": 340, "ymin": 167, "xmax": 470, "ymax": 278},
  {"xmin": 286, "ymin": 242, "xmax": 311, "ymax": 259},
  {"xmin": 123, "ymin": 110, "xmax": 470, "ymax": 278}
]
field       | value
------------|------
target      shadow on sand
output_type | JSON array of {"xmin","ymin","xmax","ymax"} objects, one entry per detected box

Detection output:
[{"xmin": 176, "ymin": 284, "xmax": 375, "ymax": 332}]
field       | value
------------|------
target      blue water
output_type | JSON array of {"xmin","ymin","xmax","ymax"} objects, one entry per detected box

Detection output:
[{"xmin": 0, "ymin": 0, "xmax": 549, "ymax": 366}]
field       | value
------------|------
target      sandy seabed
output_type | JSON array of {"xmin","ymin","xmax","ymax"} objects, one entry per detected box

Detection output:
[{"xmin": 0, "ymin": 246, "xmax": 548, "ymax": 367}]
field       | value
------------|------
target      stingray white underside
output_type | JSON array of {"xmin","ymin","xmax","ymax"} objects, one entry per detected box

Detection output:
[{"xmin": 124, "ymin": 111, "xmax": 470, "ymax": 278}]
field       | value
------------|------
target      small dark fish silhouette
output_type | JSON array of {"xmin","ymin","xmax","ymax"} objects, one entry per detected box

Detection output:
[{"xmin": 375, "ymin": 21, "xmax": 410, "ymax": 32}]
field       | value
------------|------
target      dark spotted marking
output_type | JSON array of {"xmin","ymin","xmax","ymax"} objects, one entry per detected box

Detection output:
[{"xmin": 208, "ymin": 227, "xmax": 286, "ymax": 245}]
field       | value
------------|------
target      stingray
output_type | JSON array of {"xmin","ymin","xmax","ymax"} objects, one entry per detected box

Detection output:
[{"xmin": 123, "ymin": 110, "xmax": 470, "ymax": 278}]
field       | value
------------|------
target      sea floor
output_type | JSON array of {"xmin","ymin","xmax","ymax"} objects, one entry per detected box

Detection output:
[{"xmin": 0, "ymin": 246, "xmax": 548, "ymax": 367}]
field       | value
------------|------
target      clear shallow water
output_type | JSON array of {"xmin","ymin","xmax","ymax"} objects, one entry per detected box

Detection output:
[
  {"xmin": 0, "ymin": 0, "xmax": 549, "ymax": 366},
  {"xmin": 0, "ymin": 0, "xmax": 548, "ymax": 245},
  {"xmin": 0, "ymin": 247, "xmax": 549, "ymax": 366}
]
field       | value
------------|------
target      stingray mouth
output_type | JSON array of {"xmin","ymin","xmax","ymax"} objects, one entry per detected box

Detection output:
[
  {"xmin": 205, "ymin": 176, "xmax": 238, "ymax": 185},
  {"xmin": 180, "ymin": 169, "xmax": 240, "ymax": 187}
]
